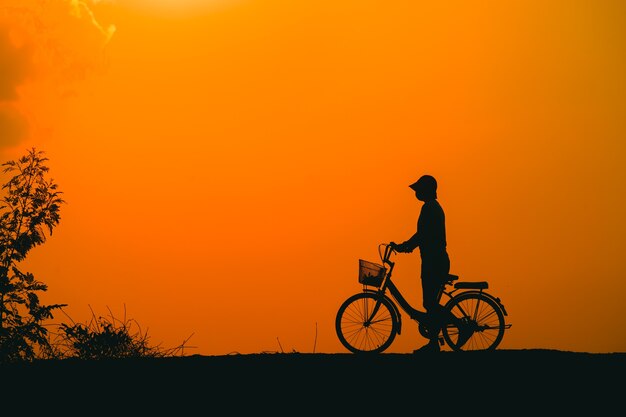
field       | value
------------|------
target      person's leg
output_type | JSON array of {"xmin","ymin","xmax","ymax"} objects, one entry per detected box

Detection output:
[
  {"xmin": 422, "ymin": 276, "xmax": 444, "ymax": 338},
  {"xmin": 412, "ymin": 276, "xmax": 441, "ymax": 352},
  {"xmin": 414, "ymin": 253, "xmax": 450, "ymax": 352},
  {"xmin": 417, "ymin": 253, "xmax": 472, "ymax": 351}
]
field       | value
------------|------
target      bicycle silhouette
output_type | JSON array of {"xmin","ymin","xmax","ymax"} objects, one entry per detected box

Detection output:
[{"xmin": 336, "ymin": 243, "xmax": 512, "ymax": 353}]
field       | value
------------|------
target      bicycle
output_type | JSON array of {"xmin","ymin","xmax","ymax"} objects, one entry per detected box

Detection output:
[{"xmin": 335, "ymin": 243, "xmax": 512, "ymax": 353}]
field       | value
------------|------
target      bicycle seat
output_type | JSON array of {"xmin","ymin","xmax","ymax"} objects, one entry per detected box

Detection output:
[{"xmin": 454, "ymin": 281, "xmax": 489, "ymax": 290}]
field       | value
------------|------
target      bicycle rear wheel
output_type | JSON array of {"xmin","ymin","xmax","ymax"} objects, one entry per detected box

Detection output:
[
  {"xmin": 335, "ymin": 292, "xmax": 399, "ymax": 354},
  {"xmin": 442, "ymin": 292, "xmax": 505, "ymax": 352}
]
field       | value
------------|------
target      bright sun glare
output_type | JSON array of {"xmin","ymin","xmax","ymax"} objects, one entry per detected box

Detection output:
[{"xmin": 127, "ymin": 0, "xmax": 236, "ymax": 15}]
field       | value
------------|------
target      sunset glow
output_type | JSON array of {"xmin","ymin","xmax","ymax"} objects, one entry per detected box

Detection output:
[
  {"xmin": 122, "ymin": 0, "xmax": 234, "ymax": 15},
  {"xmin": 1, "ymin": 0, "xmax": 625, "ymax": 355}
]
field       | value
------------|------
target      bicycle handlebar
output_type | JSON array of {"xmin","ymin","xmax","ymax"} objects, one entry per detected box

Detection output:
[{"xmin": 380, "ymin": 242, "xmax": 396, "ymax": 266}]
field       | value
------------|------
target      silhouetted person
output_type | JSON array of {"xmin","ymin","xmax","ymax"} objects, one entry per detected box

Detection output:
[{"xmin": 391, "ymin": 175, "xmax": 469, "ymax": 352}]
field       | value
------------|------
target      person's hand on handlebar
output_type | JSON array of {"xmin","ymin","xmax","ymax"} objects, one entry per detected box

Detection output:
[{"xmin": 390, "ymin": 241, "xmax": 412, "ymax": 253}]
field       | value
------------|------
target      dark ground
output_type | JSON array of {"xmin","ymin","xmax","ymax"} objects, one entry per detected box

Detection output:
[{"xmin": 2, "ymin": 349, "xmax": 624, "ymax": 414}]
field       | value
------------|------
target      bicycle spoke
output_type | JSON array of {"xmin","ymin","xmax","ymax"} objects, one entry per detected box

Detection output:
[
  {"xmin": 336, "ymin": 293, "xmax": 398, "ymax": 353},
  {"xmin": 344, "ymin": 304, "xmax": 366, "ymax": 322},
  {"xmin": 441, "ymin": 292, "xmax": 506, "ymax": 351},
  {"xmin": 369, "ymin": 317, "xmax": 392, "ymax": 325}
]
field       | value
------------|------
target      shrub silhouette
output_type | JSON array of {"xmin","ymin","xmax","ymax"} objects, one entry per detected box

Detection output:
[
  {"xmin": 55, "ymin": 306, "xmax": 190, "ymax": 359},
  {"xmin": 0, "ymin": 148, "xmax": 66, "ymax": 363}
]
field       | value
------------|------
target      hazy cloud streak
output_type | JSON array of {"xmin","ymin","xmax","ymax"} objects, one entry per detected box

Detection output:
[{"xmin": 0, "ymin": 0, "xmax": 115, "ymax": 148}]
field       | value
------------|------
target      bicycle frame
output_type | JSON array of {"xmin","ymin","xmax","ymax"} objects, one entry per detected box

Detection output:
[
  {"xmin": 380, "ymin": 276, "xmax": 429, "ymax": 323},
  {"xmin": 364, "ymin": 244, "xmax": 507, "ymax": 333},
  {"xmin": 363, "ymin": 244, "xmax": 430, "ymax": 329}
]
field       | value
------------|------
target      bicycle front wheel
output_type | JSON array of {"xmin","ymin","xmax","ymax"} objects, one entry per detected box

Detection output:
[
  {"xmin": 335, "ymin": 292, "xmax": 399, "ymax": 354},
  {"xmin": 442, "ymin": 292, "xmax": 506, "ymax": 352}
]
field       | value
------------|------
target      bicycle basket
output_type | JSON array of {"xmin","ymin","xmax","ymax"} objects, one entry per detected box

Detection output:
[{"xmin": 358, "ymin": 259, "xmax": 386, "ymax": 287}]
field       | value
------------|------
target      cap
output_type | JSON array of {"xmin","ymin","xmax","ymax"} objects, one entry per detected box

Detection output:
[{"xmin": 409, "ymin": 175, "xmax": 437, "ymax": 192}]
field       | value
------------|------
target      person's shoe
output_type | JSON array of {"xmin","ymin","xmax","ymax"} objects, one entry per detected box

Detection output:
[{"xmin": 413, "ymin": 340, "xmax": 440, "ymax": 353}]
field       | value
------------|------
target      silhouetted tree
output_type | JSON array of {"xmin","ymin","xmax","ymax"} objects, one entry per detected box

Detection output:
[{"xmin": 0, "ymin": 148, "xmax": 66, "ymax": 362}]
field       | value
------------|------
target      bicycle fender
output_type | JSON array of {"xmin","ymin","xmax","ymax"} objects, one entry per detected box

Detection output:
[
  {"xmin": 448, "ymin": 290, "xmax": 508, "ymax": 316},
  {"xmin": 482, "ymin": 292, "xmax": 509, "ymax": 316},
  {"xmin": 491, "ymin": 294, "xmax": 508, "ymax": 316},
  {"xmin": 363, "ymin": 289, "xmax": 403, "ymax": 335}
]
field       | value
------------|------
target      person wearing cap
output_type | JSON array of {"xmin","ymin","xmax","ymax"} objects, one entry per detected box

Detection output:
[{"xmin": 391, "ymin": 174, "xmax": 468, "ymax": 352}]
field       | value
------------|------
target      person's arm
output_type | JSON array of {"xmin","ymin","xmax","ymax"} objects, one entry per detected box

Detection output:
[
  {"xmin": 393, "ymin": 203, "xmax": 429, "ymax": 253},
  {"xmin": 396, "ymin": 232, "xmax": 420, "ymax": 253}
]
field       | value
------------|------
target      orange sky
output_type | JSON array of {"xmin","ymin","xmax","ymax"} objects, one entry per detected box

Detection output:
[{"xmin": 1, "ymin": 0, "xmax": 625, "ymax": 354}]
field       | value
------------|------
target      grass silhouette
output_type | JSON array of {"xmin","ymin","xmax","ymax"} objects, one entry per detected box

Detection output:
[{"xmin": 48, "ymin": 304, "xmax": 194, "ymax": 360}]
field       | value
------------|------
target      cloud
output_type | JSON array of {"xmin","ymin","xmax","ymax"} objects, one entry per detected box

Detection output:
[
  {"xmin": 0, "ymin": 104, "xmax": 28, "ymax": 148},
  {"xmin": 70, "ymin": 0, "xmax": 116, "ymax": 44},
  {"xmin": 0, "ymin": 25, "xmax": 33, "ymax": 101},
  {"xmin": 0, "ymin": 18, "xmax": 33, "ymax": 147},
  {"xmin": 0, "ymin": 0, "xmax": 115, "ymax": 149}
]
